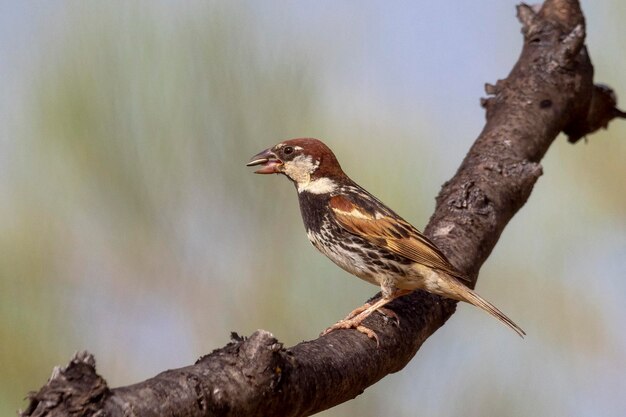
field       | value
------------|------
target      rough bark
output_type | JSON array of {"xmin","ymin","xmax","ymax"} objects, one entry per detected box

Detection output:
[{"xmin": 21, "ymin": 1, "xmax": 624, "ymax": 416}]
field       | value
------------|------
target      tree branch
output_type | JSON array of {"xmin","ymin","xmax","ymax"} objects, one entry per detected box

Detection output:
[{"xmin": 21, "ymin": 1, "xmax": 624, "ymax": 416}]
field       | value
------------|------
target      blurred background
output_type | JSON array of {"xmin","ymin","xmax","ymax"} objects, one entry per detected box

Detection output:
[{"xmin": 1, "ymin": 1, "xmax": 624, "ymax": 416}]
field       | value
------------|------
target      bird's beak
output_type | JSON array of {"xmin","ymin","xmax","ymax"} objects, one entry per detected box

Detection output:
[{"xmin": 246, "ymin": 148, "xmax": 283, "ymax": 174}]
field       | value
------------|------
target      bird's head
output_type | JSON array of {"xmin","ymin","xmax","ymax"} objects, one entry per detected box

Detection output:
[{"xmin": 247, "ymin": 138, "xmax": 346, "ymax": 193}]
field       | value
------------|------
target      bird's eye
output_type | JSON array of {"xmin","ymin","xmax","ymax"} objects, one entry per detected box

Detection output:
[{"xmin": 283, "ymin": 146, "xmax": 294, "ymax": 155}]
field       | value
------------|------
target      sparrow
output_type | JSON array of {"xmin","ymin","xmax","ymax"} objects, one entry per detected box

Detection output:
[{"xmin": 247, "ymin": 138, "xmax": 525, "ymax": 343}]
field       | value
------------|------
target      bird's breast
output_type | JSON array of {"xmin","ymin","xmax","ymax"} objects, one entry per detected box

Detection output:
[{"xmin": 305, "ymin": 216, "xmax": 415, "ymax": 288}]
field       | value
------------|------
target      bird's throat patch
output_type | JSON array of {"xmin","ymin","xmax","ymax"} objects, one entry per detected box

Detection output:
[{"xmin": 299, "ymin": 177, "xmax": 337, "ymax": 194}]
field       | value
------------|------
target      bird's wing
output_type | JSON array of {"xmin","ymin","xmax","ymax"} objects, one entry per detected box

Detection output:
[{"xmin": 329, "ymin": 194, "xmax": 470, "ymax": 282}]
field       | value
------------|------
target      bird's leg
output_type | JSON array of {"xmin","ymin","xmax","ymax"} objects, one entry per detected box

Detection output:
[
  {"xmin": 321, "ymin": 289, "xmax": 412, "ymax": 345},
  {"xmin": 343, "ymin": 303, "xmax": 371, "ymax": 321},
  {"xmin": 343, "ymin": 302, "xmax": 401, "ymax": 322},
  {"xmin": 343, "ymin": 287, "xmax": 412, "ymax": 321},
  {"xmin": 375, "ymin": 283, "xmax": 412, "ymax": 325}
]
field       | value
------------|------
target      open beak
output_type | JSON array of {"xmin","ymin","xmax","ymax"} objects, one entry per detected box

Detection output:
[{"xmin": 246, "ymin": 148, "xmax": 283, "ymax": 174}]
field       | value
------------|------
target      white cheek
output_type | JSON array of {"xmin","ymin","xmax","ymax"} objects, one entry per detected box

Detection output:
[{"xmin": 283, "ymin": 155, "xmax": 320, "ymax": 185}]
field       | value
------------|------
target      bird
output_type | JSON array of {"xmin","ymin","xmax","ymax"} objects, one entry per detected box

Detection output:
[{"xmin": 247, "ymin": 138, "xmax": 525, "ymax": 343}]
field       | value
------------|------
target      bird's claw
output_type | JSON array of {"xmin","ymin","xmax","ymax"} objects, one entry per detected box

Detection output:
[
  {"xmin": 320, "ymin": 301, "xmax": 403, "ymax": 346},
  {"xmin": 355, "ymin": 325, "xmax": 380, "ymax": 346},
  {"xmin": 377, "ymin": 307, "xmax": 401, "ymax": 326},
  {"xmin": 320, "ymin": 319, "xmax": 381, "ymax": 346}
]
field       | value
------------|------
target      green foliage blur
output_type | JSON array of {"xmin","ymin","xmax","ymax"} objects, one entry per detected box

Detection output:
[{"xmin": 1, "ymin": 2, "xmax": 625, "ymax": 416}]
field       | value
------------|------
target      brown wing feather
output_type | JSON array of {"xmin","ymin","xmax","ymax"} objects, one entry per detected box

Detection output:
[{"xmin": 329, "ymin": 195, "xmax": 470, "ymax": 282}]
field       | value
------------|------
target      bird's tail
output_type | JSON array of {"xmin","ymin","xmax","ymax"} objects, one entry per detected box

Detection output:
[{"xmin": 446, "ymin": 278, "xmax": 526, "ymax": 338}]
